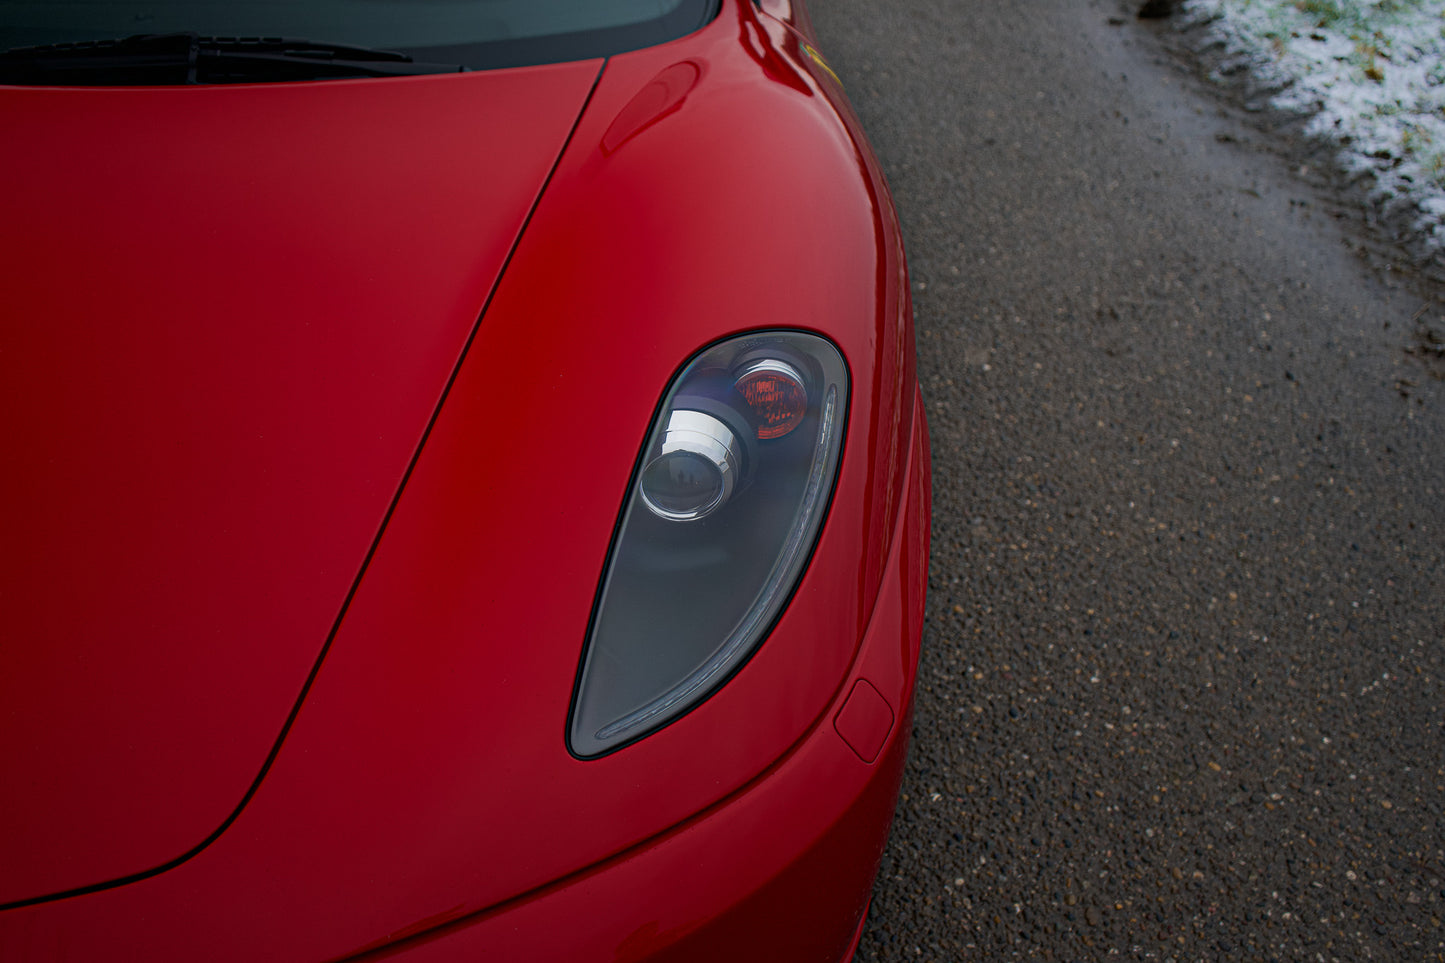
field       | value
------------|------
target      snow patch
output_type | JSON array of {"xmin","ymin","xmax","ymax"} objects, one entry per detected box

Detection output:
[{"xmin": 1182, "ymin": 0, "xmax": 1445, "ymax": 252}]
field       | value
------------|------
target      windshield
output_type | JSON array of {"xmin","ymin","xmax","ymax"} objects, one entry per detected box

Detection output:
[{"xmin": 0, "ymin": 0, "xmax": 718, "ymax": 69}]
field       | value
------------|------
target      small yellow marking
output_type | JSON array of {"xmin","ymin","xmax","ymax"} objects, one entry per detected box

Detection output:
[{"xmin": 802, "ymin": 43, "xmax": 841, "ymax": 87}]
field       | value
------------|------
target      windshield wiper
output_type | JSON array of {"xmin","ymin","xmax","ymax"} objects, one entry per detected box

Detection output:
[{"xmin": 0, "ymin": 33, "xmax": 467, "ymax": 85}]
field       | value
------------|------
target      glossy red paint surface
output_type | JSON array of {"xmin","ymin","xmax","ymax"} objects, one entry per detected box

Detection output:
[
  {"xmin": 835, "ymin": 679, "xmax": 897, "ymax": 764},
  {"xmin": 0, "ymin": 1, "xmax": 927, "ymax": 957},
  {"xmin": 355, "ymin": 396, "xmax": 928, "ymax": 963},
  {"xmin": 757, "ymin": 0, "xmax": 820, "ymax": 40},
  {"xmin": 0, "ymin": 63, "xmax": 600, "ymax": 905}
]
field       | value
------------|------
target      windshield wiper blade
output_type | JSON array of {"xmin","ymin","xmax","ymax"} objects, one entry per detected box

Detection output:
[{"xmin": 0, "ymin": 33, "xmax": 467, "ymax": 85}]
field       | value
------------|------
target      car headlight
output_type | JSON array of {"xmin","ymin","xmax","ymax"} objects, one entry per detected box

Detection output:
[{"xmin": 569, "ymin": 330, "xmax": 848, "ymax": 757}]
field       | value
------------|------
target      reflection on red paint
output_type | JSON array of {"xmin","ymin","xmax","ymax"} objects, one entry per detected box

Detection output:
[{"xmin": 602, "ymin": 62, "xmax": 701, "ymax": 155}]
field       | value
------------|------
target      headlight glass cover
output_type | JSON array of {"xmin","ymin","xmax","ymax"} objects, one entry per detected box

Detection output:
[{"xmin": 569, "ymin": 331, "xmax": 848, "ymax": 757}]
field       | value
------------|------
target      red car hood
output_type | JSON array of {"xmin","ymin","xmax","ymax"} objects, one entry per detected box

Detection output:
[{"xmin": 0, "ymin": 64, "xmax": 598, "ymax": 906}]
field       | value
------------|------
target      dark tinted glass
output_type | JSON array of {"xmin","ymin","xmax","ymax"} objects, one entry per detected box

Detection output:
[{"xmin": 0, "ymin": 1, "xmax": 718, "ymax": 68}]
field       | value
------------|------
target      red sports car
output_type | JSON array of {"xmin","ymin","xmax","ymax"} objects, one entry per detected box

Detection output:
[{"xmin": 0, "ymin": 1, "xmax": 929, "ymax": 959}]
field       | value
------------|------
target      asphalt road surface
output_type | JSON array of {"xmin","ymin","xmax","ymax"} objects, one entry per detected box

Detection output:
[{"xmin": 809, "ymin": 1, "xmax": 1445, "ymax": 959}]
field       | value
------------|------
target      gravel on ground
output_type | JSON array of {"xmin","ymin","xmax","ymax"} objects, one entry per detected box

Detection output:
[{"xmin": 809, "ymin": 0, "xmax": 1445, "ymax": 958}]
